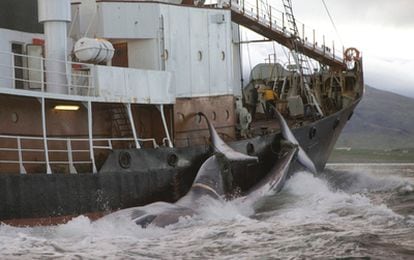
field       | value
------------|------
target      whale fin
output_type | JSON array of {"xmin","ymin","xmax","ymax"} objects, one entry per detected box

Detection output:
[
  {"xmin": 273, "ymin": 108, "xmax": 317, "ymax": 174},
  {"xmin": 198, "ymin": 112, "xmax": 258, "ymax": 162},
  {"xmin": 134, "ymin": 214, "xmax": 157, "ymax": 228},
  {"xmin": 100, "ymin": 153, "xmax": 241, "ymax": 228},
  {"xmin": 245, "ymin": 142, "xmax": 298, "ymax": 204}
]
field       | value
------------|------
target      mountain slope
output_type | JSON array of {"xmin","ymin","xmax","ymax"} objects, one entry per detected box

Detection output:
[{"xmin": 336, "ymin": 86, "xmax": 414, "ymax": 149}]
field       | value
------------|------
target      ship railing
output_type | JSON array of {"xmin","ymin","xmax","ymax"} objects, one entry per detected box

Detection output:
[
  {"xmin": 0, "ymin": 134, "xmax": 158, "ymax": 174},
  {"xmin": 228, "ymin": 0, "xmax": 344, "ymax": 63},
  {"xmin": 0, "ymin": 51, "xmax": 97, "ymax": 97}
]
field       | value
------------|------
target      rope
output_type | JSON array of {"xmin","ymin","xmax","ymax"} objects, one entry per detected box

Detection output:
[
  {"xmin": 84, "ymin": 8, "xmax": 98, "ymax": 38},
  {"xmin": 321, "ymin": 0, "xmax": 344, "ymax": 46}
]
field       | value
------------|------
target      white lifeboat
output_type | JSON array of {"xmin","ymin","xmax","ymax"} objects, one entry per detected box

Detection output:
[{"xmin": 74, "ymin": 37, "xmax": 114, "ymax": 63}]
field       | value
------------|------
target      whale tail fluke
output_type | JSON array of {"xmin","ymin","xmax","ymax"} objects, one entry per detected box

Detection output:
[
  {"xmin": 273, "ymin": 108, "xmax": 317, "ymax": 174},
  {"xmin": 198, "ymin": 112, "xmax": 258, "ymax": 163}
]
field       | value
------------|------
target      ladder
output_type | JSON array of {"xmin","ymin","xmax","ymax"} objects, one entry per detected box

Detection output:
[
  {"xmin": 282, "ymin": 0, "xmax": 324, "ymax": 116},
  {"xmin": 112, "ymin": 105, "xmax": 133, "ymax": 137},
  {"xmin": 280, "ymin": 76, "xmax": 289, "ymax": 100},
  {"xmin": 282, "ymin": 0, "xmax": 298, "ymax": 36}
]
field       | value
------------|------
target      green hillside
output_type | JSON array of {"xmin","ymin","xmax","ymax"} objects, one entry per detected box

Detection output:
[{"xmin": 336, "ymin": 86, "xmax": 414, "ymax": 150}]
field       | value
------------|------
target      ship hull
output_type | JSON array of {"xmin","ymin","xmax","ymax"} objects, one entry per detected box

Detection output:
[{"xmin": 0, "ymin": 99, "xmax": 360, "ymax": 226}]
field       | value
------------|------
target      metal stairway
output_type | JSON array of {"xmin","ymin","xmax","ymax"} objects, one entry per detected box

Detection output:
[
  {"xmin": 282, "ymin": 0, "xmax": 298, "ymax": 35},
  {"xmin": 112, "ymin": 105, "xmax": 133, "ymax": 137}
]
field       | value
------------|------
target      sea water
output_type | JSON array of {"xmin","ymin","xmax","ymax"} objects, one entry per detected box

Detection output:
[{"xmin": 1, "ymin": 164, "xmax": 413, "ymax": 259}]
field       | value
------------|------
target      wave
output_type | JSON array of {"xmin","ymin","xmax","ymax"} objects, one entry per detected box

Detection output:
[
  {"xmin": 322, "ymin": 166, "xmax": 413, "ymax": 193},
  {"xmin": 259, "ymin": 171, "xmax": 404, "ymax": 227},
  {"xmin": 0, "ymin": 166, "xmax": 413, "ymax": 259}
]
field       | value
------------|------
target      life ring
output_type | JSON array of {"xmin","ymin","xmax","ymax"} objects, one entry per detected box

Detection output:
[
  {"xmin": 119, "ymin": 151, "xmax": 131, "ymax": 169},
  {"xmin": 167, "ymin": 153, "xmax": 178, "ymax": 167},
  {"xmin": 344, "ymin": 47, "xmax": 360, "ymax": 62},
  {"xmin": 246, "ymin": 142, "xmax": 255, "ymax": 155}
]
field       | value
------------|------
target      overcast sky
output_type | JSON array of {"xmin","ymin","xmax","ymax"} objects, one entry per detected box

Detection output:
[{"xmin": 240, "ymin": 0, "xmax": 414, "ymax": 97}]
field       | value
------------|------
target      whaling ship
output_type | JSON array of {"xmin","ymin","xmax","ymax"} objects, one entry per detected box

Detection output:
[{"xmin": 0, "ymin": 0, "xmax": 363, "ymax": 225}]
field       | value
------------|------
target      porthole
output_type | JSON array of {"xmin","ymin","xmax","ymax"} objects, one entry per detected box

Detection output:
[
  {"xmin": 177, "ymin": 112, "xmax": 185, "ymax": 122},
  {"xmin": 333, "ymin": 118, "xmax": 340, "ymax": 130},
  {"xmin": 195, "ymin": 113, "xmax": 202, "ymax": 124},
  {"xmin": 309, "ymin": 126, "xmax": 317, "ymax": 140},
  {"xmin": 246, "ymin": 142, "xmax": 255, "ymax": 155},
  {"xmin": 221, "ymin": 51, "xmax": 225, "ymax": 60},
  {"xmin": 167, "ymin": 153, "xmax": 178, "ymax": 167},
  {"xmin": 11, "ymin": 112, "xmax": 18, "ymax": 123},
  {"xmin": 211, "ymin": 111, "xmax": 217, "ymax": 121},
  {"xmin": 225, "ymin": 110, "xmax": 230, "ymax": 121},
  {"xmin": 197, "ymin": 51, "xmax": 203, "ymax": 61},
  {"xmin": 119, "ymin": 151, "xmax": 131, "ymax": 169}
]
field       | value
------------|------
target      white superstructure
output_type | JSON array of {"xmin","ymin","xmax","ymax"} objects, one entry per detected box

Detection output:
[
  {"xmin": 71, "ymin": 1, "xmax": 237, "ymax": 98},
  {"xmin": 0, "ymin": 0, "xmax": 242, "ymax": 174},
  {"xmin": 0, "ymin": 0, "xmax": 241, "ymax": 103}
]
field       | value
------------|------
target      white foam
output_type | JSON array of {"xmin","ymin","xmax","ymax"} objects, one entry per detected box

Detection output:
[
  {"xmin": 266, "ymin": 171, "xmax": 403, "ymax": 228},
  {"xmin": 0, "ymin": 166, "xmax": 412, "ymax": 259},
  {"xmin": 197, "ymin": 196, "xmax": 253, "ymax": 221},
  {"xmin": 399, "ymin": 184, "xmax": 413, "ymax": 192},
  {"xmin": 327, "ymin": 164, "xmax": 414, "ymax": 190}
]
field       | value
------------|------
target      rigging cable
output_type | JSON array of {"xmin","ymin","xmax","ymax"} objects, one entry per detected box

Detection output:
[
  {"xmin": 237, "ymin": 25, "xmax": 245, "ymax": 95},
  {"xmin": 321, "ymin": 0, "xmax": 343, "ymax": 46}
]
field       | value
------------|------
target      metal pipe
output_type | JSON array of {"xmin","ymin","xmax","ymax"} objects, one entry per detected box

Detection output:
[
  {"xmin": 38, "ymin": 0, "xmax": 71, "ymax": 94},
  {"xmin": 67, "ymin": 138, "xmax": 77, "ymax": 174},
  {"xmin": 302, "ymin": 24, "xmax": 305, "ymax": 41},
  {"xmin": 159, "ymin": 105, "xmax": 173, "ymax": 148},
  {"xmin": 40, "ymin": 58, "xmax": 45, "ymax": 92},
  {"xmin": 269, "ymin": 6, "xmax": 272, "ymax": 29},
  {"xmin": 87, "ymin": 101, "xmax": 97, "ymax": 173},
  {"xmin": 125, "ymin": 103, "xmax": 141, "ymax": 149},
  {"xmin": 17, "ymin": 137, "xmax": 26, "ymax": 174},
  {"xmin": 323, "ymin": 35, "xmax": 326, "ymax": 55},
  {"xmin": 41, "ymin": 97, "xmax": 52, "ymax": 174},
  {"xmin": 313, "ymin": 29, "xmax": 315, "ymax": 49},
  {"xmin": 11, "ymin": 53, "xmax": 15, "ymax": 89}
]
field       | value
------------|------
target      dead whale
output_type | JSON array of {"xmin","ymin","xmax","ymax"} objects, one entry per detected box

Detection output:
[
  {"xmin": 273, "ymin": 108, "xmax": 317, "ymax": 174},
  {"xmin": 198, "ymin": 112, "xmax": 258, "ymax": 162},
  {"xmin": 240, "ymin": 142, "xmax": 298, "ymax": 205},
  {"xmin": 103, "ymin": 143, "xmax": 299, "ymax": 228},
  {"xmin": 100, "ymin": 110, "xmax": 309, "ymax": 228},
  {"xmin": 102, "ymin": 153, "xmax": 232, "ymax": 228}
]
